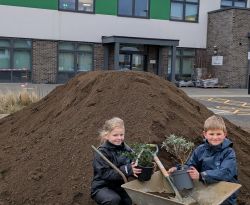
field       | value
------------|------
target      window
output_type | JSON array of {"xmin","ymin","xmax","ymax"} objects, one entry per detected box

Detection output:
[
  {"xmin": 58, "ymin": 42, "xmax": 93, "ymax": 82},
  {"xmin": 0, "ymin": 38, "xmax": 32, "ymax": 82},
  {"xmin": 170, "ymin": 0, "xmax": 199, "ymax": 22},
  {"xmin": 221, "ymin": 0, "xmax": 247, "ymax": 8},
  {"xmin": 168, "ymin": 48, "xmax": 195, "ymax": 81},
  {"xmin": 118, "ymin": 0, "xmax": 149, "ymax": 18},
  {"xmin": 59, "ymin": 0, "xmax": 94, "ymax": 13}
]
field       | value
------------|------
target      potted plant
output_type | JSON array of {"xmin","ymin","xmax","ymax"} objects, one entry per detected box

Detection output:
[
  {"xmin": 161, "ymin": 134, "xmax": 195, "ymax": 190},
  {"xmin": 123, "ymin": 143, "xmax": 155, "ymax": 181}
]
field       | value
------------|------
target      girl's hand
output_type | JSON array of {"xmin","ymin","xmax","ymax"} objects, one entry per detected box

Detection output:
[
  {"xmin": 187, "ymin": 166, "xmax": 199, "ymax": 180},
  {"xmin": 131, "ymin": 162, "xmax": 142, "ymax": 177},
  {"xmin": 168, "ymin": 167, "xmax": 177, "ymax": 173}
]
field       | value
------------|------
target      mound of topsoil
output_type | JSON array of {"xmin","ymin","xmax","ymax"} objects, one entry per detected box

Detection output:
[{"xmin": 0, "ymin": 71, "xmax": 250, "ymax": 205}]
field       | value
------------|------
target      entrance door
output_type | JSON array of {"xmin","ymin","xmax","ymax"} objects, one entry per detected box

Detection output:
[{"xmin": 119, "ymin": 53, "xmax": 145, "ymax": 71}]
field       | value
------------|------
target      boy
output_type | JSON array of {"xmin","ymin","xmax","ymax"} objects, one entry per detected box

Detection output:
[{"xmin": 169, "ymin": 115, "xmax": 238, "ymax": 205}]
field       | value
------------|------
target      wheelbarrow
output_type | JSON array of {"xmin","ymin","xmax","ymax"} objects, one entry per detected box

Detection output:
[
  {"xmin": 92, "ymin": 145, "xmax": 241, "ymax": 205},
  {"xmin": 122, "ymin": 170, "xmax": 241, "ymax": 205}
]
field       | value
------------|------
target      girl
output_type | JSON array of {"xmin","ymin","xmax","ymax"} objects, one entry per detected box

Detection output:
[{"xmin": 91, "ymin": 117, "xmax": 141, "ymax": 205}]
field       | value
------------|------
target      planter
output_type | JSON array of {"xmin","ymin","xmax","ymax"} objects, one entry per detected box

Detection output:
[
  {"xmin": 170, "ymin": 168, "xmax": 193, "ymax": 190},
  {"xmin": 137, "ymin": 165, "xmax": 154, "ymax": 181}
]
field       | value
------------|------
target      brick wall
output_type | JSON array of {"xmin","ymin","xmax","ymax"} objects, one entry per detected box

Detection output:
[
  {"xmin": 147, "ymin": 45, "xmax": 158, "ymax": 74},
  {"xmin": 207, "ymin": 8, "xmax": 250, "ymax": 88},
  {"xmin": 108, "ymin": 46, "xmax": 114, "ymax": 70},
  {"xmin": 147, "ymin": 46, "xmax": 168, "ymax": 79},
  {"xmin": 94, "ymin": 44, "xmax": 104, "ymax": 70},
  {"xmin": 32, "ymin": 40, "xmax": 57, "ymax": 83},
  {"xmin": 161, "ymin": 47, "xmax": 168, "ymax": 79},
  {"xmin": 195, "ymin": 48, "xmax": 208, "ymax": 78}
]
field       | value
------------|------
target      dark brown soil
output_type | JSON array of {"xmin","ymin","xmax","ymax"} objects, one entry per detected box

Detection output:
[{"xmin": 0, "ymin": 71, "xmax": 249, "ymax": 205}]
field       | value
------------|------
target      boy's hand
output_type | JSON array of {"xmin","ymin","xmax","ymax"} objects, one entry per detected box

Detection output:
[
  {"xmin": 187, "ymin": 166, "xmax": 199, "ymax": 180},
  {"xmin": 131, "ymin": 162, "xmax": 142, "ymax": 177},
  {"xmin": 168, "ymin": 167, "xmax": 177, "ymax": 173}
]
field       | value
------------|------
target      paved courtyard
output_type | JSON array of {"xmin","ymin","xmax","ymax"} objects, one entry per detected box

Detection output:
[{"xmin": 181, "ymin": 88, "xmax": 250, "ymax": 133}]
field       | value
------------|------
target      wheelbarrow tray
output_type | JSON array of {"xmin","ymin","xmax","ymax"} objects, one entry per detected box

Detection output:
[{"xmin": 122, "ymin": 171, "xmax": 241, "ymax": 205}]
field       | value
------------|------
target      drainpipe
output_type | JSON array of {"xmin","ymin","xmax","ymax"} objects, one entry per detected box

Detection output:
[{"xmin": 248, "ymin": 32, "xmax": 250, "ymax": 94}]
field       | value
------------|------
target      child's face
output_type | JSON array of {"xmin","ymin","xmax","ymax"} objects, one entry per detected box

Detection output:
[
  {"xmin": 203, "ymin": 129, "xmax": 226, "ymax": 146},
  {"xmin": 105, "ymin": 126, "xmax": 125, "ymax": 145}
]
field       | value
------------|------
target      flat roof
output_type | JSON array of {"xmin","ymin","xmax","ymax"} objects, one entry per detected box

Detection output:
[
  {"xmin": 102, "ymin": 36, "xmax": 179, "ymax": 46},
  {"xmin": 208, "ymin": 7, "xmax": 250, "ymax": 14}
]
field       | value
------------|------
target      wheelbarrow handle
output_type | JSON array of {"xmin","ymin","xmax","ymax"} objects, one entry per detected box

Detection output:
[
  {"xmin": 153, "ymin": 155, "xmax": 170, "ymax": 177},
  {"xmin": 146, "ymin": 144, "xmax": 169, "ymax": 176},
  {"xmin": 148, "ymin": 144, "xmax": 183, "ymax": 202}
]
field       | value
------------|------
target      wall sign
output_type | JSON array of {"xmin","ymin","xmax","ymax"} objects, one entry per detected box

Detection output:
[
  {"xmin": 150, "ymin": 60, "xmax": 156, "ymax": 64},
  {"xmin": 212, "ymin": 56, "xmax": 223, "ymax": 66}
]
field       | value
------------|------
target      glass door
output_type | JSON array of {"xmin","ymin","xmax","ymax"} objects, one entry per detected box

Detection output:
[
  {"xmin": 119, "ymin": 53, "xmax": 145, "ymax": 71},
  {"xmin": 119, "ymin": 54, "xmax": 131, "ymax": 70},
  {"xmin": 132, "ymin": 54, "xmax": 144, "ymax": 71}
]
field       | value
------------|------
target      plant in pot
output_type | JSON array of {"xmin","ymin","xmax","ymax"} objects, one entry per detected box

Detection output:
[
  {"xmin": 161, "ymin": 134, "xmax": 195, "ymax": 190},
  {"xmin": 123, "ymin": 143, "xmax": 155, "ymax": 181}
]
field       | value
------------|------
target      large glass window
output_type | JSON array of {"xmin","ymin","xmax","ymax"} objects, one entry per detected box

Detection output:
[
  {"xmin": 221, "ymin": 0, "xmax": 247, "ymax": 8},
  {"xmin": 118, "ymin": 0, "xmax": 149, "ymax": 18},
  {"xmin": 168, "ymin": 48, "xmax": 195, "ymax": 81},
  {"xmin": 59, "ymin": 0, "xmax": 94, "ymax": 13},
  {"xmin": 58, "ymin": 42, "xmax": 93, "ymax": 82},
  {"xmin": 170, "ymin": 0, "xmax": 199, "ymax": 22},
  {"xmin": 0, "ymin": 38, "xmax": 31, "ymax": 82}
]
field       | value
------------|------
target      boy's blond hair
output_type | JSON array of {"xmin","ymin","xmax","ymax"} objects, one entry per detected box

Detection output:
[{"xmin": 204, "ymin": 115, "xmax": 227, "ymax": 133}]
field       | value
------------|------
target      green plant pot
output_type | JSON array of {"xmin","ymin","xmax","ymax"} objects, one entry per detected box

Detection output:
[
  {"xmin": 137, "ymin": 165, "xmax": 154, "ymax": 181},
  {"xmin": 170, "ymin": 168, "xmax": 193, "ymax": 190}
]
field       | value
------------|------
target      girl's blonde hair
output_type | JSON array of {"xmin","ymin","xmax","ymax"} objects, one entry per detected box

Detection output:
[
  {"xmin": 204, "ymin": 115, "xmax": 227, "ymax": 133},
  {"xmin": 99, "ymin": 117, "xmax": 125, "ymax": 143}
]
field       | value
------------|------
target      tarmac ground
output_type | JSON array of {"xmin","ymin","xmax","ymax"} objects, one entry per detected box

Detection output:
[{"xmin": 181, "ymin": 88, "xmax": 250, "ymax": 133}]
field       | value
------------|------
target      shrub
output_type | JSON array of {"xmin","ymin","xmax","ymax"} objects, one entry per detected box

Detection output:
[
  {"xmin": 123, "ymin": 143, "xmax": 154, "ymax": 167},
  {"xmin": 0, "ymin": 91, "xmax": 39, "ymax": 114},
  {"xmin": 161, "ymin": 134, "xmax": 194, "ymax": 167}
]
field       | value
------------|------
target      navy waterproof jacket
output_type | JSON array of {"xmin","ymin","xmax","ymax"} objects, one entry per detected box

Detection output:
[
  {"xmin": 186, "ymin": 138, "xmax": 238, "ymax": 204},
  {"xmin": 91, "ymin": 141, "xmax": 133, "ymax": 197}
]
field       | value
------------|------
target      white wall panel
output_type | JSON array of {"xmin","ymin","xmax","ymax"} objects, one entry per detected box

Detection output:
[{"xmin": 0, "ymin": 1, "xmax": 221, "ymax": 48}]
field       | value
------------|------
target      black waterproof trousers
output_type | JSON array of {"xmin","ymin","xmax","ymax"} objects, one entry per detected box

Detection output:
[{"xmin": 93, "ymin": 187, "xmax": 132, "ymax": 205}]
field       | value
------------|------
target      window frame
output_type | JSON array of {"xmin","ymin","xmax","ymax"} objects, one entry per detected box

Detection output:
[
  {"xmin": 170, "ymin": 0, "xmax": 200, "ymax": 23},
  {"xmin": 118, "ymin": 0, "xmax": 150, "ymax": 19},
  {"xmin": 0, "ymin": 37, "xmax": 32, "ymax": 83},
  {"xmin": 57, "ymin": 41, "xmax": 94, "ymax": 74},
  {"xmin": 220, "ymin": 0, "xmax": 247, "ymax": 8},
  {"xmin": 58, "ymin": 0, "xmax": 95, "ymax": 14},
  {"xmin": 168, "ymin": 47, "xmax": 196, "ymax": 81}
]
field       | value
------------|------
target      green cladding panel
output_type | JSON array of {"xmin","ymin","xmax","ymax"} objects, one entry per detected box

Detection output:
[
  {"xmin": 0, "ymin": 0, "xmax": 57, "ymax": 10},
  {"xmin": 150, "ymin": 0, "xmax": 170, "ymax": 20},
  {"xmin": 95, "ymin": 0, "xmax": 117, "ymax": 15}
]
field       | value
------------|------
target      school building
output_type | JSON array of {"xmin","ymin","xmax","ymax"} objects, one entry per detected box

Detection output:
[{"xmin": 0, "ymin": 0, "xmax": 250, "ymax": 88}]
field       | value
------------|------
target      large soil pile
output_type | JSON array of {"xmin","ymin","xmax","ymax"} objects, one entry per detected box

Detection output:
[{"xmin": 0, "ymin": 71, "xmax": 249, "ymax": 205}]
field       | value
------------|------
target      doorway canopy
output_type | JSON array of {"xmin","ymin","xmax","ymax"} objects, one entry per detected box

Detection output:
[{"xmin": 102, "ymin": 36, "xmax": 179, "ymax": 82}]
